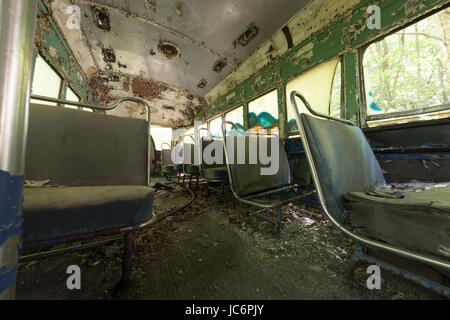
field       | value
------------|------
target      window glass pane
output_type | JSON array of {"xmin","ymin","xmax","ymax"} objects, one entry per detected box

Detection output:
[
  {"xmin": 31, "ymin": 55, "xmax": 61, "ymax": 106},
  {"xmin": 209, "ymin": 116, "xmax": 223, "ymax": 138},
  {"xmin": 248, "ymin": 90, "xmax": 278, "ymax": 133},
  {"xmin": 329, "ymin": 61, "xmax": 342, "ymax": 118},
  {"xmin": 66, "ymin": 87, "xmax": 80, "ymax": 102},
  {"xmin": 197, "ymin": 122, "xmax": 209, "ymax": 139},
  {"xmin": 363, "ymin": 8, "xmax": 450, "ymax": 123},
  {"xmin": 65, "ymin": 87, "xmax": 80, "ymax": 109},
  {"xmin": 151, "ymin": 126, "xmax": 173, "ymax": 151},
  {"xmin": 225, "ymin": 106, "xmax": 244, "ymax": 135},
  {"xmin": 184, "ymin": 127, "xmax": 195, "ymax": 142},
  {"xmin": 286, "ymin": 58, "xmax": 340, "ymax": 132},
  {"xmin": 82, "ymin": 107, "xmax": 94, "ymax": 112}
]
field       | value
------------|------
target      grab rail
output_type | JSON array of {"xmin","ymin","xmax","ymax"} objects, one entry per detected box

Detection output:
[{"xmin": 290, "ymin": 91, "xmax": 355, "ymax": 126}]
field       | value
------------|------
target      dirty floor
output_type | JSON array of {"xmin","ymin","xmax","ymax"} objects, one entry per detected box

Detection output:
[{"xmin": 16, "ymin": 179, "xmax": 444, "ymax": 300}]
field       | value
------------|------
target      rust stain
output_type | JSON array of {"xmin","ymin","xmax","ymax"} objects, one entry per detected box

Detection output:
[
  {"xmin": 122, "ymin": 76, "xmax": 130, "ymax": 92},
  {"xmin": 89, "ymin": 72, "xmax": 113, "ymax": 103},
  {"xmin": 132, "ymin": 77, "xmax": 168, "ymax": 100}
]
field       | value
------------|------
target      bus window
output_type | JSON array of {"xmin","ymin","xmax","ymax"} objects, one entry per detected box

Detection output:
[
  {"xmin": 329, "ymin": 61, "xmax": 342, "ymax": 119},
  {"xmin": 286, "ymin": 58, "xmax": 340, "ymax": 133},
  {"xmin": 151, "ymin": 126, "xmax": 173, "ymax": 151},
  {"xmin": 31, "ymin": 55, "xmax": 62, "ymax": 106},
  {"xmin": 248, "ymin": 90, "xmax": 278, "ymax": 134},
  {"xmin": 363, "ymin": 8, "xmax": 450, "ymax": 127},
  {"xmin": 209, "ymin": 116, "xmax": 223, "ymax": 138},
  {"xmin": 184, "ymin": 126, "xmax": 195, "ymax": 138},
  {"xmin": 197, "ymin": 122, "xmax": 209, "ymax": 139},
  {"xmin": 65, "ymin": 87, "xmax": 80, "ymax": 110},
  {"xmin": 225, "ymin": 106, "xmax": 244, "ymax": 135}
]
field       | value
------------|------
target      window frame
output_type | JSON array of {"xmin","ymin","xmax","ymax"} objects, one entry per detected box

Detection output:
[
  {"xmin": 247, "ymin": 88, "xmax": 280, "ymax": 133},
  {"xmin": 224, "ymin": 104, "xmax": 244, "ymax": 133},
  {"xmin": 31, "ymin": 54, "xmax": 64, "ymax": 106},
  {"xmin": 359, "ymin": 5, "xmax": 450, "ymax": 128},
  {"xmin": 208, "ymin": 114, "xmax": 224, "ymax": 138},
  {"xmin": 286, "ymin": 56, "xmax": 344, "ymax": 136},
  {"xmin": 31, "ymin": 52, "xmax": 86, "ymax": 108}
]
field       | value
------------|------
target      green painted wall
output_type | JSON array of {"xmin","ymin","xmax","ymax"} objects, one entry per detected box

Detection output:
[
  {"xmin": 197, "ymin": 0, "xmax": 448, "ymax": 138},
  {"xmin": 35, "ymin": 1, "xmax": 98, "ymax": 104}
]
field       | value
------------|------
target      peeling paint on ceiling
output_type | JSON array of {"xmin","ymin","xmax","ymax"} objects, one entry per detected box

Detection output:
[
  {"xmin": 205, "ymin": 0, "xmax": 360, "ymax": 105},
  {"xmin": 45, "ymin": 0, "xmax": 310, "ymax": 127}
]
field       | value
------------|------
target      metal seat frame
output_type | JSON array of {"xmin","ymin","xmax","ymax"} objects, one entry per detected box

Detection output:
[
  {"xmin": 221, "ymin": 121, "xmax": 315, "ymax": 233},
  {"xmin": 290, "ymin": 90, "xmax": 450, "ymax": 273}
]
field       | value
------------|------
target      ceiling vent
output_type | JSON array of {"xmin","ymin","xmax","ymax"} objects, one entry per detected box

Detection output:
[
  {"xmin": 158, "ymin": 41, "xmax": 181, "ymax": 59},
  {"xmin": 92, "ymin": 6, "xmax": 111, "ymax": 31},
  {"xmin": 213, "ymin": 59, "xmax": 227, "ymax": 73},
  {"xmin": 102, "ymin": 48, "xmax": 116, "ymax": 63},
  {"xmin": 237, "ymin": 24, "xmax": 259, "ymax": 47},
  {"xmin": 197, "ymin": 79, "xmax": 207, "ymax": 89}
]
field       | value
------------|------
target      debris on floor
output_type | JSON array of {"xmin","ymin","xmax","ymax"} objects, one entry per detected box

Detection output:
[{"xmin": 16, "ymin": 181, "xmax": 444, "ymax": 300}]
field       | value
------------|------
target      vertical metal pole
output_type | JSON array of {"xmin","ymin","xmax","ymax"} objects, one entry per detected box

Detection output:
[{"xmin": 0, "ymin": 0, "xmax": 38, "ymax": 300}]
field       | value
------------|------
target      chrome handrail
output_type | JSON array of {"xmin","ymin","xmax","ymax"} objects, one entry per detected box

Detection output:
[
  {"xmin": 290, "ymin": 91, "xmax": 355, "ymax": 126},
  {"xmin": 290, "ymin": 90, "xmax": 450, "ymax": 271},
  {"xmin": 161, "ymin": 143, "xmax": 172, "ymax": 150},
  {"xmin": 30, "ymin": 94, "xmax": 152, "ymax": 187}
]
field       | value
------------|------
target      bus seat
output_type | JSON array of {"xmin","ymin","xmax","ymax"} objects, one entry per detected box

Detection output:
[
  {"xmin": 161, "ymin": 149, "xmax": 174, "ymax": 170},
  {"xmin": 223, "ymin": 132, "xmax": 314, "ymax": 233},
  {"xmin": 21, "ymin": 104, "xmax": 155, "ymax": 287},
  {"xmin": 225, "ymin": 135, "xmax": 292, "ymax": 198},
  {"xmin": 22, "ymin": 186, "xmax": 153, "ymax": 246},
  {"xmin": 298, "ymin": 112, "xmax": 385, "ymax": 222},
  {"xmin": 161, "ymin": 148, "xmax": 176, "ymax": 180},
  {"xmin": 298, "ymin": 111, "xmax": 450, "ymax": 260},
  {"xmin": 181, "ymin": 142, "xmax": 200, "ymax": 187},
  {"xmin": 200, "ymin": 138, "xmax": 228, "ymax": 182},
  {"xmin": 202, "ymin": 167, "xmax": 228, "ymax": 181}
]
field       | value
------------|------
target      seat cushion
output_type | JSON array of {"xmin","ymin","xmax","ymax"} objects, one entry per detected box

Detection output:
[
  {"xmin": 22, "ymin": 186, "xmax": 154, "ymax": 247},
  {"xmin": 203, "ymin": 166, "xmax": 228, "ymax": 181},
  {"xmin": 163, "ymin": 164, "xmax": 175, "ymax": 172},
  {"xmin": 184, "ymin": 164, "xmax": 200, "ymax": 175},
  {"xmin": 344, "ymin": 186, "xmax": 450, "ymax": 259},
  {"xmin": 299, "ymin": 113, "xmax": 385, "ymax": 222}
]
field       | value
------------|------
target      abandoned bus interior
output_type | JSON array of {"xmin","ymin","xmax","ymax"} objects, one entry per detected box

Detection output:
[{"xmin": 0, "ymin": 0, "xmax": 449, "ymax": 302}]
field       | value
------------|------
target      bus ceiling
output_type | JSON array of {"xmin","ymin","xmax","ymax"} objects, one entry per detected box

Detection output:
[{"xmin": 43, "ymin": 0, "xmax": 310, "ymax": 127}]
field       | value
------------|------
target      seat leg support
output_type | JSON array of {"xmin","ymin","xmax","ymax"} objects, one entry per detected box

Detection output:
[
  {"xmin": 245, "ymin": 206, "xmax": 282, "ymax": 234},
  {"xmin": 352, "ymin": 244, "xmax": 450, "ymax": 297},
  {"xmin": 120, "ymin": 232, "xmax": 135, "ymax": 290}
]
